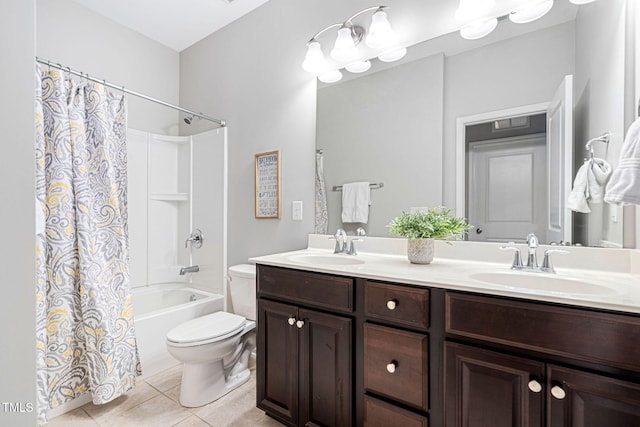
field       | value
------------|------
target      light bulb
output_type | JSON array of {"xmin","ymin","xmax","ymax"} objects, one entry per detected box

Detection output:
[
  {"xmin": 455, "ymin": 0, "xmax": 495, "ymax": 22},
  {"xmin": 365, "ymin": 9, "xmax": 398, "ymax": 49},
  {"xmin": 509, "ymin": 0, "xmax": 554, "ymax": 24},
  {"xmin": 459, "ymin": 17, "xmax": 498, "ymax": 40},
  {"xmin": 377, "ymin": 47, "xmax": 407, "ymax": 63},
  {"xmin": 331, "ymin": 27, "xmax": 358, "ymax": 62},
  {"xmin": 318, "ymin": 69, "xmax": 343, "ymax": 84},
  {"xmin": 301, "ymin": 41, "xmax": 328, "ymax": 74},
  {"xmin": 345, "ymin": 60, "xmax": 371, "ymax": 73}
]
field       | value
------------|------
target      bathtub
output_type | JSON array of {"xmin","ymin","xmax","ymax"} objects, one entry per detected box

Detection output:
[{"xmin": 133, "ymin": 284, "xmax": 224, "ymax": 378}]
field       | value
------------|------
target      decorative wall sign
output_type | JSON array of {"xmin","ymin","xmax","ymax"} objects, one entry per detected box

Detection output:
[{"xmin": 255, "ymin": 150, "xmax": 281, "ymax": 218}]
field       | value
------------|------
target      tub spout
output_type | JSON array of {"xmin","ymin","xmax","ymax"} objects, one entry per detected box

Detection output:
[{"xmin": 180, "ymin": 265, "xmax": 200, "ymax": 275}]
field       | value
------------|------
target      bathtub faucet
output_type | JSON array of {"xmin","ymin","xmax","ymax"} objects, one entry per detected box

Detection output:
[{"xmin": 180, "ymin": 265, "xmax": 200, "ymax": 275}]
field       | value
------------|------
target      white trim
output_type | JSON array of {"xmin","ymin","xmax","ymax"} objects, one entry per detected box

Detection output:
[{"xmin": 455, "ymin": 102, "xmax": 550, "ymax": 219}]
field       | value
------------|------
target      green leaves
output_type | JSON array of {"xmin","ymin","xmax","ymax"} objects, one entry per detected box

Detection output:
[{"xmin": 387, "ymin": 207, "xmax": 472, "ymax": 240}]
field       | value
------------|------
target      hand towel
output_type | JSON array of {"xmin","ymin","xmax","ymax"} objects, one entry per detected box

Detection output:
[
  {"xmin": 567, "ymin": 160, "xmax": 591, "ymax": 213},
  {"xmin": 341, "ymin": 182, "xmax": 371, "ymax": 223},
  {"xmin": 587, "ymin": 157, "xmax": 613, "ymax": 203},
  {"xmin": 605, "ymin": 117, "xmax": 640, "ymax": 205}
]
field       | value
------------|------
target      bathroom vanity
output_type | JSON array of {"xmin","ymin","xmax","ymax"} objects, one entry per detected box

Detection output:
[{"xmin": 252, "ymin": 237, "xmax": 640, "ymax": 427}]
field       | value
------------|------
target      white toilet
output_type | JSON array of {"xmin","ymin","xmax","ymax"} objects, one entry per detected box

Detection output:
[{"xmin": 166, "ymin": 264, "xmax": 256, "ymax": 407}]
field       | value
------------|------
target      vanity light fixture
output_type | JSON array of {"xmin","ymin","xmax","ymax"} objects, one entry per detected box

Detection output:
[
  {"xmin": 568, "ymin": 0, "xmax": 596, "ymax": 4},
  {"xmin": 302, "ymin": 6, "xmax": 406, "ymax": 80},
  {"xmin": 509, "ymin": 0, "xmax": 554, "ymax": 24},
  {"xmin": 318, "ymin": 69, "xmax": 343, "ymax": 84},
  {"xmin": 459, "ymin": 17, "xmax": 498, "ymax": 40},
  {"xmin": 455, "ymin": 0, "xmax": 495, "ymax": 22}
]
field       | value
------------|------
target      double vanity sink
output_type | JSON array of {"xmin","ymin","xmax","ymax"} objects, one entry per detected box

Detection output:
[
  {"xmin": 262, "ymin": 237, "xmax": 639, "ymax": 313},
  {"xmin": 252, "ymin": 235, "xmax": 640, "ymax": 427}
]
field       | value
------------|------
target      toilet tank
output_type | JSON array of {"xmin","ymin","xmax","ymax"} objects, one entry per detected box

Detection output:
[{"xmin": 228, "ymin": 264, "xmax": 256, "ymax": 321}]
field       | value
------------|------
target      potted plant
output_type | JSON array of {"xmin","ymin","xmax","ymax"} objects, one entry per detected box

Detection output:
[{"xmin": 387, "ymin": 207, "xmax": 472, "ymax": 264}]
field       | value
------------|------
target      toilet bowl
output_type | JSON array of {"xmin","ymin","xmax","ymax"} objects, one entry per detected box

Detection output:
[{"xmin": 166, "ymin": 264, "xmax": 256, "ymax": 407}]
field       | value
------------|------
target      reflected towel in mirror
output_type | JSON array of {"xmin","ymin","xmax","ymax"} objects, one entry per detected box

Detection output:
[
  {"xmin": 341, "ymin": 182, "xmax": 371, "ymax": 223},
  {"xmin": 605, "ymin": 118, "xmax": 640, "ymax": 205},
  {"xmin": 567, "ymin": 157, "xmax": 612, "ymax": 213}
]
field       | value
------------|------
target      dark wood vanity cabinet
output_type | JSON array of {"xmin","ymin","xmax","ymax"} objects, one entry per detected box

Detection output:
[
  {"xmin": 445, "ymin": 292, "xmax": 640, "ymax": 427},
  {"xmin": 256, "ymin": 264, "xmax": 640, "ymax": 427},
  {"xmin": 256, "ymin": 265, "xmax": 353, "ymax": 427}
]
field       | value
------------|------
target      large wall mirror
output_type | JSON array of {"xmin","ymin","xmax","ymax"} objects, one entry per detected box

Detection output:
[{"xmin": 316, "ymin": 0, "xmax": 635, "ymax": 247}]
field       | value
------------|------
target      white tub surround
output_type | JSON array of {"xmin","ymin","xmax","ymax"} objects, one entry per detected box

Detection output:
[{"xmin": 250, "ymin": 235, "xmax": 640, "ymax": 314}]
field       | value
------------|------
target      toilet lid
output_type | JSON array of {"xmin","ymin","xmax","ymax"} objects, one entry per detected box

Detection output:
[{"xmin": 167, "ymin": 311, "xmax": 246, "ymax": 345}]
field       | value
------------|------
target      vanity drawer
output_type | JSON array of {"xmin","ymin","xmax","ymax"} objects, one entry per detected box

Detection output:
[
  {"xmin": 364, "ymin": 323, "xmax": 428, "ymax": 411},
  {"xmin": 364, "ymin": 395, "xmax": 428, "ymax": 427},
  {"xmin": 446, "ymin": 292, "xmax": 640, "ymax": 372},
  {"xmin": 257, "ymin": 265, "xmax": 354, "ymax": 313},
  {"xmin": 365, "ymin": 281, "xmax": 430, "ymax": 329}
]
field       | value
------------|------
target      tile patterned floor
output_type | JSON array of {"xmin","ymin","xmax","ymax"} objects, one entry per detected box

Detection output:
[{"xmin": 47, "ymin": 365, "xmax": 282, "ymax": 427}]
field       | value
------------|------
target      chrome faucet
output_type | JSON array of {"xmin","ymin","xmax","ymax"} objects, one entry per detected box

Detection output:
[
  {"xmin": 330, "ymin": 228, "xmax": 366, "ymax": 255},
  {"xmin": 500, "ymin": 233, "xmax": 568, "ymax": 273},
  {"xmin": 179, "ymin": 265, "xmax": 200, "ymax": 275},
  {"xmin": 332, "ymin": 229, "xmax": 348, "ymax": 254}
]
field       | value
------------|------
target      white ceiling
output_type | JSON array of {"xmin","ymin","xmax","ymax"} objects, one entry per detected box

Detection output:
[{"xmin": 70, "ymin": 0, "xmax": 271, "ymax": 52}]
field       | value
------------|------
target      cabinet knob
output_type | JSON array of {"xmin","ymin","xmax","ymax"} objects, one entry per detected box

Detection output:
[
  {"xmin": 296, "ymin": 319, "xmax": 305, "ymax": 329},
  {"xmin": 528, "ymin": 379, "xmax": 543, "ymax": 393},
  {"xmin": 551, "ymin": 385, "xmax": 566, "ymax": 400},
  {"xmin": 386, "ymin": 360, "xmax": 398, "ymax": 373},
  {"xmin": 386, "ymin": 299, "xmax": 398, "ymax": 310},
  {"xmin": 287, "ymin": 316, "xmax": 296, "ymax": 326}
]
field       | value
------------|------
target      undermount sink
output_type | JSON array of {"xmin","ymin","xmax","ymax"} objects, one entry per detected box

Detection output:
[
  {"xmin": 286, "ymin": 254, "xmax": 365, "ymax": 266},
  {"xmin": 469, "ymin": 272, "xmax": 619, "ymax": 295}
]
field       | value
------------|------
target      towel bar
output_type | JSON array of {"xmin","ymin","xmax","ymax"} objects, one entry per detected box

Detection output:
[{"xmin": 333, "ymin": 182, "xmax": 384, "ymax": 191}]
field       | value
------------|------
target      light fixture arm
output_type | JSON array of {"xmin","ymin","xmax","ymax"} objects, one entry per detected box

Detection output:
[
  {"xmin": 306, "ymin": 5, "xmax": 389, "ymax": 45},
  {"xmin": 306, "ymin": 23, "xmax": 343, "ymax": 45},
  {"xmin": 345, "ymin": 5, "xmax": 388, "ymax": 25}
]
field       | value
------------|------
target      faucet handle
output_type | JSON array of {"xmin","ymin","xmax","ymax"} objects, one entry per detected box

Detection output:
[
  {"xmin": 541, "ymin": 249, "xmax": 569, "ymax": 273},
  {"xmin": 500, "ymin": 244, "xmax": 523, "ymax": 269}
]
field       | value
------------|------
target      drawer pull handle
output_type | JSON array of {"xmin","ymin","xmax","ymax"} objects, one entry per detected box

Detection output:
[
  {"xmin": 551, "ymin": 385, "xmax": 566, "ymax": 400},
  {"xmin": 296, "ymin": 320, "xmax": 305, "ymax": 329},
  {"xmin": 287, "ymin": 316, "xmax": 296, "ymax": 326},
  {"xmin": 528, "ymin": 380, "xmax": 542, "ymax": 393},
  {"xmin": 386, "ymin": 299, "xmax": 398, "ymax": 310},
  {"xmin": 386, "ymin": 360, "xmax": 398, "ymax": 373}
]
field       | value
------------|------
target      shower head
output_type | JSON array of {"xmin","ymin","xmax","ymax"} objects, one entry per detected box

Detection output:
[{"xmin": 184, "ymin": 114, "xmax": 194, "ymax": 125}]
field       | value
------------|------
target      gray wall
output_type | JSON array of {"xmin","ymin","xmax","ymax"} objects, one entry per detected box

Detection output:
[
  {"xmin": 0, "ymin": 1, "xmax": 37, "ymax": 425},
  {"xmin": 179, "ymin": 0, "xmax": 322, "ymax": 266},
  {"xmin": 36, "ymin": 0, "xmax": 180, "ymax": 135},
  {"xmin": 317, "ymin": 54, "xmax": 445, "ymax": 236}
]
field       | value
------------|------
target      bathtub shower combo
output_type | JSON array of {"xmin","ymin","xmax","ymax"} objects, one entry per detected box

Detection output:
[{"xmin": 127, "ymin": 128, "xmax": 258, "ymax": 407}]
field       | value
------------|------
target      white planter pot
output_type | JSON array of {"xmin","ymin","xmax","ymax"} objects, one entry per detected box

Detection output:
[{"xmin": 407, "ymin": 238, "xmax": 435, "ymax": 264}]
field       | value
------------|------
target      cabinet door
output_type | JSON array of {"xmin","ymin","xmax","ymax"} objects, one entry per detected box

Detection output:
[
  {"xmin": 257, "ymin": 299, "xmax": 299, "ymax": 427},
  {"xmin": 298, "ymin": 308, "xmax": 352, "ymax": 427},
  {"xmin": 445, "ymin": 342, "xmax": 544, "ymax": 427},
  {"xmin": 548, "ymin": 365, "xmax": 640, "ymax": 427}
]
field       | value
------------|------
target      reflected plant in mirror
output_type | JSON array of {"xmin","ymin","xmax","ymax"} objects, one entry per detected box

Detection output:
[{"xmin": 316, "ymin": 0, "xmax": 634, "ymax": 248}]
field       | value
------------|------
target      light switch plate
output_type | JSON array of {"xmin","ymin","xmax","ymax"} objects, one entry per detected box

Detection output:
[{"xmin": 292, "ymin": 201, "xmax": 303, "ymax": 221}]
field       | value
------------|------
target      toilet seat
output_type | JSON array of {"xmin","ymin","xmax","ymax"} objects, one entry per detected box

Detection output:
[{"xmin": 167, "ymin": 311, "xmax": 246, "ymax": 347}]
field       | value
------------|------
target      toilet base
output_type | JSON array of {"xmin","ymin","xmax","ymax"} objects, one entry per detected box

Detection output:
[{"xmin": 178, "ymin": 360, "xmax": 251, "ymax": 407}]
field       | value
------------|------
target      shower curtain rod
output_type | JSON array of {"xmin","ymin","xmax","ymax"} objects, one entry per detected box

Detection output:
[{"xmin": 36, "ymin": 57, "xmax": 226, "ymax": 127}]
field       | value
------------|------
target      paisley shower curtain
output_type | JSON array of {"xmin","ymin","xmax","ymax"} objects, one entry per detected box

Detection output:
[
  {"xmin": 315, "ymin": 150, "xmax": 329, "ymax": 234},
  {"xmin": 35, "ymin": 66, "xmax": 141, "ymax": 426}
]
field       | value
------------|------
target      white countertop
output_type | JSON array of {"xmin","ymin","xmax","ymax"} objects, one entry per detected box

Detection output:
[{"xmin": 250, "ymin": 235, "xmax": 640, "ymax": 315}]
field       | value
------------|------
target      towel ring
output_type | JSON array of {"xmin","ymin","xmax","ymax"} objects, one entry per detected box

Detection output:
[{"xmin": 585, "ymin": 131, "xmax": 610, "ymax": 159}]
